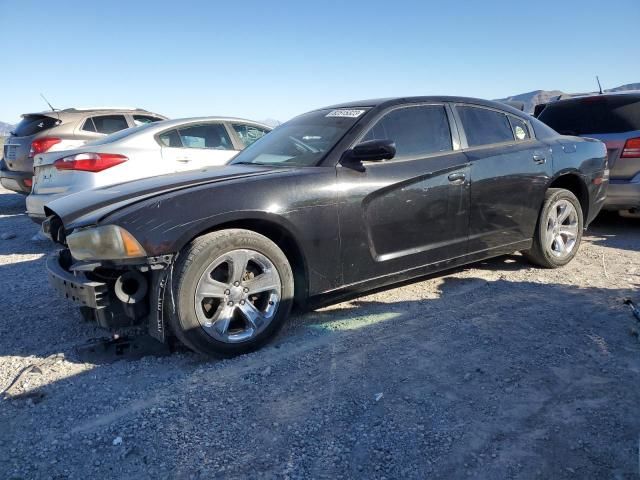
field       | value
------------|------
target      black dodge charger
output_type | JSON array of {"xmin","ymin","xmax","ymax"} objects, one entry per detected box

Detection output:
[{"xmin": 44, "ymin": 97, "xmax": 609, "ymax": 356}]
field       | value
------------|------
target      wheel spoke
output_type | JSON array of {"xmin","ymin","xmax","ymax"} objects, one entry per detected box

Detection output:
[
  {"xmin": 559, "ymin": 224, "xmax": 578, "ymax": 239},
  {"xmin": 196, "ymin": 276, "xmax": 228, "ymax": 299},
  {"xmin": 244, "ymin": 270, "xmax": 279, "ymax": 295},
  {"xmin": 228, "ymin": 250, "xmax": 251, "ymax": 284},
  {"xmin": 557, "ymin": 202, "xmax": 571, "ymax": 223},
  {"xmin": 212, "ymin": 305, "xmax": 234, "ymax": 336},
  {"xmin": 555, "ymin": 234, "xmax": 566, "ymax": 253},
  {"xmin": 238, "ymin": 301, "xmax": 264, "ymax": 330},
  {"xmin": 548, "ymin": 205, "xmax": 558, "ymax": 226}
]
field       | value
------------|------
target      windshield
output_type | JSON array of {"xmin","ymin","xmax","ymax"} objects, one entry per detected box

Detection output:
[
  {"xmin": 538, "ymin": 95, "xmax": 640, "ymax": 135},
  {"xmin": 230, "ymin": 108, "xmax": 369, "ymax": 167},
  {"xmin": 84, "ymin": 122, "xmax": 161, "ymax": 146}
]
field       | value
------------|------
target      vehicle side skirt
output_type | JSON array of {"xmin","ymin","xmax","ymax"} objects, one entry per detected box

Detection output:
[{"xmin": 305, "ymin": 239, "xmax": 532, "ymax": 310}]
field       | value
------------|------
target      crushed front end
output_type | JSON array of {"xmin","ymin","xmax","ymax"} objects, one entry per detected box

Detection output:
[{"xmin": 44, "ymin": 216, "xmax": 174, "ymax": 343}]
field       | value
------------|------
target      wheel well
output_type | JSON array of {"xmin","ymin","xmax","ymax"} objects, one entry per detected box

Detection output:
[
  {"xmin": 188, "ymin": 220, "xmax": 308, "ymax": 307},
  {"xmin": 548, "ymin": 174, "xmax": 589, "ymax": 220}
]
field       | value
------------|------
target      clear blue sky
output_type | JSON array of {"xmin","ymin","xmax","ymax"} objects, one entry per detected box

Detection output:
[{"xmin": 1, "ymin": 0, "xmax": 638, "ymax": 123}]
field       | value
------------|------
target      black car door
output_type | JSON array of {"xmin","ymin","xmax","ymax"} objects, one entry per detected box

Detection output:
[
  {"xmin": 453, "ymin": 105, "xmax": 552, "ymax": 253},
  {"xmin": 336, "ymin": 103, "xmax": 470, "ymax": 285}
]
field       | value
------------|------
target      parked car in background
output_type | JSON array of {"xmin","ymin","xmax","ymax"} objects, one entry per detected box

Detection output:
[
  {"xmin": 44, "ymin": 96, "xmax": 608, "ymax": 357},
  {"xmin": 0, "ymin": 107, "xmax": 166, "ymax": 194},
  {"xmin": 538, "ymin": 92, "xmax": 640, "ymax": 217},
  {"xmin": 27, "ymin": 117, "xmax": 271, "ymax": 222}
]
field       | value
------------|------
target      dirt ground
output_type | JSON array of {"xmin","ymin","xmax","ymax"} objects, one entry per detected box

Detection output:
[{"xmin": 0, "ymin": 185, "xmax": 639, "ymax": 479}]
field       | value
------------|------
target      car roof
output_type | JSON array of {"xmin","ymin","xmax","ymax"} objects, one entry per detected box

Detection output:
[
  {"xmin": 548, "ymin": 91, "xmax": 640, "ymax": 105},
  {"xmin": 144, "ymin": 116, "xmax": 273, "ymax": 130},
  {"xmin": 319, "ymin": 96, "xmax": 528, "ymax": 116},
  {"xmin": 20, "ymin": 107, "xmax": 165, "ymax": 118}
]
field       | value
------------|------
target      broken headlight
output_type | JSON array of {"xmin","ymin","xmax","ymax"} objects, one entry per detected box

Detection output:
[{"xmin": 67, "ymin": 225, "xmax": 146, "ymax": 261}]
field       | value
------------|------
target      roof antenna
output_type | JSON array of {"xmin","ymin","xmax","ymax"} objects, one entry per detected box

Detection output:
[
  {"xmin": 596, "ymin": 76, "xmax": 603, "ymax": 95},
  {"xmin": 40, "ymin": 93, "xmax": 56, "ymax": 111}
]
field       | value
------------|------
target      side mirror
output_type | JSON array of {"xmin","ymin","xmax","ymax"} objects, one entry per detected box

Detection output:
[{"xmin": 340, "ymin": 139, "xmax": 396, "ymax": 171}]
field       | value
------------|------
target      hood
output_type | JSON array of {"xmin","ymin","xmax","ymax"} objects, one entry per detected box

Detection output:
[{"xmin": 45, "ymin": 164, "xmax": 287, "ymax": 227}]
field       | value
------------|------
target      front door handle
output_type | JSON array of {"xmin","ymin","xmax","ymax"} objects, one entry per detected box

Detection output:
[
  {"xmin": 448, "ymin": 172, "xmax": 466, "ymax": 184},
  {"xmin": 533, "ymin": 154, "xmax": 546, "ymax": 164},
  {"xmin": 176, "ymin": 158, "xmax": 192, "ymax": 163}
]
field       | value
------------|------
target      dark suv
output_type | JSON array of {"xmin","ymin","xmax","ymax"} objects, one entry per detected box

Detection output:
[
  {"xmin": 0, "ymin": 107, "xmax": 166, "ymax": 193},
  {"xmin": 538, "ymin": 92, "xmax": 640, "ymax": 216}
]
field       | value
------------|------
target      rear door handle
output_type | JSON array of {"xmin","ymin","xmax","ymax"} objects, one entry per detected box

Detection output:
[
  {"xmin": 176, "ymin": 158, "xmax": 192, "ymax": 163},
  {"xmin": 533, "ymin": 154, "xmax": 546, "ymax": 164},
  {"xmin": 448, "ymin": 172, "xmax": 466, "ymax": 184}
]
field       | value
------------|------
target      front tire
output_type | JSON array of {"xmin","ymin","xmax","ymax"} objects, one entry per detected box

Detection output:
[
  {"xmin": 169, "ymin": 229, "xmax": 294, "ymax": 357},
  {"xmin": 524, "ymin": 188, "xmax": 583, "ymax": 268}
]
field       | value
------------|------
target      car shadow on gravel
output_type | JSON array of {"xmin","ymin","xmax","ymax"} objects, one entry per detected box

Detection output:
[
  {"xmin": 588, "ymin": 211, "xmax": 640, "ymax": 253},
  {"xmin": 0, "ymin": 191, "xmax": 27, "ymax": 216},
  {"xmin": 3, "ymin": 276, "xmax": 640, "ymax": 478},
  {"xmin": 0, "ymin": 195, "xmax": 48, "ymax": 256}
]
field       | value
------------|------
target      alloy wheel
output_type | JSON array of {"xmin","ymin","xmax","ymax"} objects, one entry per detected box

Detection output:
[
  {"xmin": 194, "ymin": 249, "xmax": 281, "ymax": 343},
  {"xmin": 545, "ymin": 199, "xmax": 579, "ymax": 259}
]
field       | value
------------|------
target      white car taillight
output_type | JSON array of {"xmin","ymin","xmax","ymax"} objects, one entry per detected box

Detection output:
[{"xmin": 53, "ymin": 153, "xmax": 128, "ymax": 172}]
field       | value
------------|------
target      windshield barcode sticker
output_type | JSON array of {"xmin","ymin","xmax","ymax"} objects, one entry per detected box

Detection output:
[{"xmin": 326, "ymin": 109, "xmax": 366, "ymax": 118}]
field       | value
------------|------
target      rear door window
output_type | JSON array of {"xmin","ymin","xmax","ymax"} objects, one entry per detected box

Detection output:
[
  {"xmin": 457, "ymin": 106, "xmax": 514, "ymax": 147},
  {"xmin": 361, "ymin": 105, "xmax": 453, "ymax": 159},
  {"xmin": 232, "ymin": 124, "xmax": 270, "ymax": 147},
  {"xmin": 133, "ymin": 115, "xmax": 163, "ymax": 126},
  {"xmin": 538, "ymin": 96, "xmax": 640, "ymax": 134},
  {"xmin": 90, "ymin": 115, "xmax": 129, "ymax": 134},
  {"xmin": 177, "ymin": 124, "xmax": 233, "ymax": 150},
  {"xmin": 12, "ymin": 115, "xmax": 59, "ymax": 137}
]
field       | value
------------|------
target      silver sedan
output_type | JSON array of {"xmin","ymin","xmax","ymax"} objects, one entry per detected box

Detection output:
[{"xmin": 26, "ymin": 117, "xmax": 271, "ymax": 222}]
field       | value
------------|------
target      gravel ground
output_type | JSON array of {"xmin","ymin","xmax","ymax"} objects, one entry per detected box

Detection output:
[{"xmin": 1, "ymin": 185, "xmax": 639, "ymax": 479}]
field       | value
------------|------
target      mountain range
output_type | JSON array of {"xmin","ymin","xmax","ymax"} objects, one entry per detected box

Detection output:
[
  {"xmin": 1, "ymin": 83, "xmax": 638, "ymax": 134},
  {"xmin": 497, "ymin": 83, "xmax": 640, "ymax": 113},
  {"xmin": 0, "ymin": 121, "xmax": 13, "ymax": 136}
]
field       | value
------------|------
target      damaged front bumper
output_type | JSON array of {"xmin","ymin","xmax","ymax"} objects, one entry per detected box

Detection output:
[{"xmin": 46, "ymin": 249, "xmax": 174, "ymax": 342}]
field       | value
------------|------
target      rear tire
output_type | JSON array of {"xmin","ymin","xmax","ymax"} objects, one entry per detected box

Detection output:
[
  {"xmin": 169, "ymin": 229, "xmax": 294, "ymax": 357},
  {"xmin": 524, "ymin": 188, "xmax": 583, "ymax": 268}
]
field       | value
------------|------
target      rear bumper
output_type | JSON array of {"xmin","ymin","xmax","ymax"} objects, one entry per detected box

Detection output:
[
  {"xmin": 26, "ymin": 191, "xmax": 65, "ymax": 223},
  {"xmin": 603, "ymin": 175, "xmax": 640, "ymax": 210},
  {"xmin": 0, "ymin": 162, "xmax": 32, "ymax": 194}
]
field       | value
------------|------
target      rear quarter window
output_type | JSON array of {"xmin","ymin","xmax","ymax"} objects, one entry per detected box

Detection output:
[
  {"xmin": 158, "ymin": 129, "xmax": 183, "ymax": 147},
  {"xmin": 508, "ymin": 116, "xmax": 531, "ymax": 141},
  {"xmin": 232, "ymin": 124, "xmax": 270, "ymax": 147},
  {"xmin": 12, "ymin": 115, "xmax": 60, "ymax": 137},
  {"xmin": 538, "ymin": 96, "xmax": 640, "ymax": 135}
]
